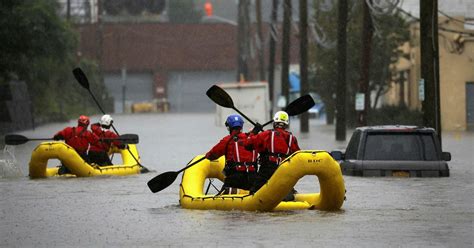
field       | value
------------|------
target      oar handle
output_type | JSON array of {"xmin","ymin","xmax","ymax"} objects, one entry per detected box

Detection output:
[
  {"xmin": 88, "ymin": 89, "xmax": 145, "ymax": 169},
  {"xmin": 177, "ymin": 156, "xmax": 207, "ymax": 174},
  {"xmin": 262, "ymin": 119, "xmax": 273, "ymax": 128},
  {"xmin": 75, "ymin": 68, "xmax": 148, "ymax": 171},
  {"xmin": 232, "ymin": 107, "xmax": 257, "ymax": 127},
  {"xmin": 87, "ymin": 88, "xmax": 107, "ymax": 116},
  {"xmin": 259, "ymin": 95, "xmax": 315, "ymax": 129}
]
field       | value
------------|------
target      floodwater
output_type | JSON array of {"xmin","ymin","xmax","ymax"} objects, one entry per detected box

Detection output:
[{"xmin": 1, "ymin": 113, "xmax": 473, "ymax": 247}]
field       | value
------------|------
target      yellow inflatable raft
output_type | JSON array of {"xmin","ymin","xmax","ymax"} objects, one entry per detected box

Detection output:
[
  {"xmin": 179, "ymin": 150, "xmax": 345, "ymax": 211},
  {"xmin": 29, "ymin": 142, "xmax": 142, "ymax": 178}
]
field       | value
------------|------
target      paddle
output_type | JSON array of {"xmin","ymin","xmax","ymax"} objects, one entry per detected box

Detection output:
[
  {"xmin": 73, "ymin": 67, "xmax": 149, "ymax": 173},
  {"xmin": 147, "ymin": 157, "xmax": 206, "ymax": 193},
  {"xmin": 206, "ymin": 85, "xmax": 257, "ymax": 126},
  {"xmin": 261, "ymin": 94, "xmax": 315, "ymax": 127},
  {"xmin": 72, "ymin": 68, "xmax": 107, "ymax": 114},
  {"xmin": 146, "ymin": 85, "xmax": 235, "ymax": 193},
  {"xmin": 101, "ymin": 134, "xmax": 139, "ymax": 144},
  {"xmin": 206, "ymin": 84, "xmax": 315, "ymax": 128},
  {"xmin": 147, "ymin": 88, "xmax": 315, "ymax": 193},
  {"xmin": 4, "ymin": 134, "xmax": 139, "ymax": 146}
]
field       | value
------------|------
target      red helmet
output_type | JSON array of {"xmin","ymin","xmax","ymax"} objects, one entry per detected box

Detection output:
[{"xmin": 78, "ymin": 115, "xmax": 90, "ymax": 126}]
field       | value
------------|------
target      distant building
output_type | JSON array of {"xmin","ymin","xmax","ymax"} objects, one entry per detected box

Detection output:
[
  {"xmin": 387, "ymin": 15, "xmax": 474, "ymax": 131},
  {"xmin": 76, "ymin": 21, "xmax": 300, "ymax": 113},
  {"xmin": 71, "ymin": 1, "xmax": 302, "ymax": 113}
]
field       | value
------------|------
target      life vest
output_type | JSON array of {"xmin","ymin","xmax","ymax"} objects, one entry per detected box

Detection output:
[
  {"xmin": 224, "ymin": 133, "xmax": 257, "ymax": 173},
  {"xmin": 90, "ymin": 123, "xmax": 119, "ymax": 152},
  {"xmin": 261, "ymin": 130, "xmax": 294, "ymax": 164},
  {"xmin": 66, "ymin": 126, "xmax": 90, "ymax": 154}
]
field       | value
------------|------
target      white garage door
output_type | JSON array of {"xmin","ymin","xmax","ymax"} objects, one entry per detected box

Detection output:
[
  {"xmin": 104, "ymin": 72, "xmax": 154, "ymax": 113},
  {"xmin": 167, "ymin": 71, "xmax": 236, "ymax": 113}
]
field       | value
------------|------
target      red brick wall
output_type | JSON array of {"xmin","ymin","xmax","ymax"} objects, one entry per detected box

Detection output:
[{"xmin": 76, "ymin": 22, "xmax": 301, "ymax": 74}]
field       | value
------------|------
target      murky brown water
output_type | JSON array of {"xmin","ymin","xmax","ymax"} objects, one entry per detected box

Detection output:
[{"xmin": 1, "ymin": 113, "xmax": 473, "ymax": 247}]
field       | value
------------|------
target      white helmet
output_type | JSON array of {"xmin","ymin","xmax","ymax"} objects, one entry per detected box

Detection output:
[
  {"xmin": 100, "ymin": 114, "xmax": 113, "ymax": 126},
  {"xmin": 273, "ymin": 111, "xmax": 289, "ymax": 125}
]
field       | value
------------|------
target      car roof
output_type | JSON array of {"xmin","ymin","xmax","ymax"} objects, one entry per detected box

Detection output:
[{"xmin": 355, "ymin": 125, "xmax": 436, "ymax": 133}]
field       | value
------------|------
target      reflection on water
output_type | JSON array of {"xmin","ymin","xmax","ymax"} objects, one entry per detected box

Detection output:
[{"xmin": 1, "ymin": 114, "xmax": 473, "ymax": 247}]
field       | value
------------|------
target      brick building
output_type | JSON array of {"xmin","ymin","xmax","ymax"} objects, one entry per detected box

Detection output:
[{"xmin": 76, "ymin": 22, "xmax": 300, "ymax": 113}]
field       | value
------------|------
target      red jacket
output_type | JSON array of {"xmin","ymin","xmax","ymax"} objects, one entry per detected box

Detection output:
[
  {"xmin": 206, "ymin": 130, "xmax": 257, "ymax": 164},
  {"xmin": 54, "ymin": 126, "xmax": 98, "ymax": 154},
  {"xmin": 89, "ymin": 123, "xmax": 121, "ymax": 152},
  {"xmin": 244, "ymin": 127, "xmax": 300, "ymax": 163}
]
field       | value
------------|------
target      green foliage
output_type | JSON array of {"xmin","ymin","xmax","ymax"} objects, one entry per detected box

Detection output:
[
  {"xmin": 0, "ymin": 0, "xmax": 77, "ymax": 81},
  {"xmin": 25, "ymin": 58, "xmax": 111, "ymax": 124},
  {"xmin": 168, "ymin": 0, "xmax": 202, "ymax": 23},
  {"xmin": 0, "ymin": 0, "xmax": 110, "ymax": 124},
  {"xmin": 367, "ymin": 105, "xmax": 423, "ymax": 126},
  {"xmin": 309, "ymin": 1, "xmax": 410, "ymax": 126}
]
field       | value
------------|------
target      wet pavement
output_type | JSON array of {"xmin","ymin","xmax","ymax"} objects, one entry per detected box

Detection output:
[{"xmin": 1, "ymin": 113, "xmax": 473, "ymax": 247}]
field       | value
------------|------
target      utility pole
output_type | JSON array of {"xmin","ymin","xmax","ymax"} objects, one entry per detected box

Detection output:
[
  {"xmin": 281, "ymin": 0, "xmax": 291, "ymax": 106},
  {"xmin": 300, "ymin": 0, "xmax": 309, "ymax": 133},
  {"xmin": 268, "ymin": 0, "xmax": 279, "ymax": 108},
  {"xmin": 420, "ymin": 0, "xmax": 442, "ymax": 146},
  {"xmin": 255, "ymin": 0, "xmax": 265, "ymax": 82},
  {"xmin": 336, "ymin": 0, "xmax": 348, "ymax": 141},
  {"xmin": 357, "ymin": 0, "xmax": 373, "ymax": 127},
  {"xmin": 66, "ymin": 0, "xmax": 71, "ymax": 20},
  {"xmin": 237, "ymin": 0, "xmax": 251, "ymax": 82}
]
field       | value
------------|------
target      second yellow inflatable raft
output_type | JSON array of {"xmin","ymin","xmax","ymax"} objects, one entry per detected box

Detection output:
[
  {"xmin": 179, "ymin": 150, "xmax": 345, "ymax": 211},
  {"xmin": 29, "ymin": 142, "xmax": 142, "ymax": 178}
]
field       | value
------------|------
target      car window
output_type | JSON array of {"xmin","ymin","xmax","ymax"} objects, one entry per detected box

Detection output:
[
  {"xmin": 363, "ymin": 133, "xmax": 435, "ymax": 161},
  {"xmin": 421, "ymin": 134, "xmax": 438, "ymax": 161},
  {"xmin": 345, "ymin": 131, "xmax": 361, "ymax": 160}
]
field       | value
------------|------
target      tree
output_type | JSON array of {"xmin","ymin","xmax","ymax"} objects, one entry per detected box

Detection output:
[
  {"xmin": 0, "ymin": 0, "xmax": 109, "ymax": 123},
  {"xmin": 281, "ymin": 0, "xmax": 292, "ymax": 105},
  {"xmin": 309, "ymin": 0, "xmax": 409, "ymax": 126},
  {"xmin": 0, "ymin": 0, "xmax": 76, "ymax": 82},
  {"xmin": 300, "ymin": 0, "xmax": 309, "ymax": 133},
  {"xmin": 336, "ymin": 0, "xmax": 348, "ymax": 140}
]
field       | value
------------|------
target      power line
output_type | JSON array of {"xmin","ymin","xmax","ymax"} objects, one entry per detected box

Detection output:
[
  {"xmin": 397, "ymin": 6, "xmax": 474, "ymax": 37},
  {"xmin": 438, "ymin": 9, "xmax": 474, "ymax": 26},
  {"xmin": 438, "ymin": 26, "xmax": 474, "ymax": 36}
]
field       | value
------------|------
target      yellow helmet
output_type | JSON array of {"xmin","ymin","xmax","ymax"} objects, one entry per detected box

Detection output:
[{"xmin": 273, "ymin": 111, "xmax": 289, "ymax": 125}]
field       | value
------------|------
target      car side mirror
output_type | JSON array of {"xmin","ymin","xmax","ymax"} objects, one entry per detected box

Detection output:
[
  {"xmin": 442, "ymin": 152, "xmax": 451, "ymax": 161},
  {"xmin": 330, "ymin": 151, "xmax": 344, "ymax": 161}
]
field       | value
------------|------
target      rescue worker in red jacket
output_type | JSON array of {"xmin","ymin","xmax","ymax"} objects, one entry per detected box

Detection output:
[
  {"xmin": 53, "ymin": 115, "xmax": 98, "ymax": 173},
  {"xmin": 205, "ymin": 114, "xmax": 258, "ymax": 194},
  {"xmin": 245, "ymin": 111, "xmax": 300, "ymax": 199},
  {"xmin": 89, "ymin": 114, "xmax": 125, "ymax": 166}
]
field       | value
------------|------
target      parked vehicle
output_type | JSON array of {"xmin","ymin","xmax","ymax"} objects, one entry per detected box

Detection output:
[
  {"xmin": 308, "ymin": 101, "xmax": 325, "ymax": 119},
  {"xmin": 289, "ymin": 92, "xmax": 325, "ymax": 119},
  {"xmin": 331, "ymin": 125, "xmax": 451, "ymax": 177}
]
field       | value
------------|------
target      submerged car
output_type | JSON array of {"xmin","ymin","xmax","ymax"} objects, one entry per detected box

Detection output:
[
  {"xmin": 331, "ymin": 125, "xmax": 451, "ymax": 177},
  {"xmin": 308, "ymin": 101, "xmax": 325, "ymax": 119}
]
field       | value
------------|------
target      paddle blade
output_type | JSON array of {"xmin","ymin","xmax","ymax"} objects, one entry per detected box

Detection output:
[
  {"xmin": 285, "ymin": 94, "xmax": 315, "ymax": 116},
  {"xmin": 147, "ymin": 171, "xmax": 179, "ymax": 193},
  {"xmin": 73, "ymin": 67, "xmax": 90, "ymax": 90},
  {"xmin": 4, "ymin": 134, "xmax": 29, "ymax": 145},
  {"xmin": 206, "ymin": 85, "xmax": 234, "ymax": 108},
  {"xmin": 117, "ymin": 134, "xmax": 139, "ymax": 144}
]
